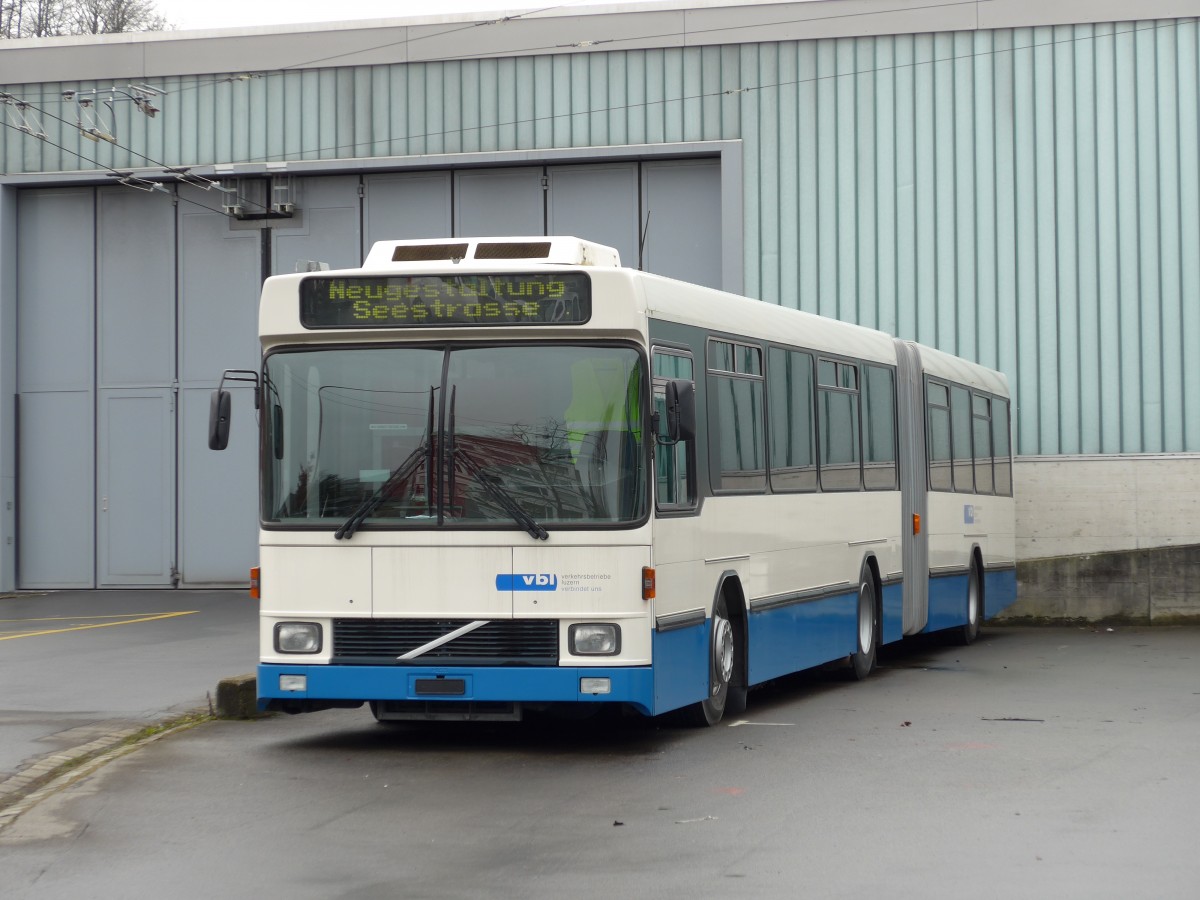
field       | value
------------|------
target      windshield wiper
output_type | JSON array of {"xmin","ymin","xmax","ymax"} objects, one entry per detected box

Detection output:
[
  {"xmin": 456, "ymin": 447, "xmax": 549, "ymax": 540},
  {"xmin": 448, "ymin": 389, "xmax": 548, "ymax": 541},
  {"xmin": 334, "ymin": 387, "xmax": 434, "ymax": 540}
]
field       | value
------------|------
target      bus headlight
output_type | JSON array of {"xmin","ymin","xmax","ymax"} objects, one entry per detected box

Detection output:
[
  {"xmin": 569, "ymin": 623, "xmax": 620, "ymax": 656},
  {"xmin": 275, "ymin": 622, "xmax": 322, "ymax": 653}
]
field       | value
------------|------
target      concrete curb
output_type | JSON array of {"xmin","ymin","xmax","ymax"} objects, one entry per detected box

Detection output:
[
  {"xmin": 0, "ymin": 714, "xmax": 210, "ymax": 832},
  {"xmin": 0, "ymin": 675, "xmax": 261, "ymax": 832},
  {"xmin": 0, "ymin": 712, "xmax": 210, "ymax": 831}
]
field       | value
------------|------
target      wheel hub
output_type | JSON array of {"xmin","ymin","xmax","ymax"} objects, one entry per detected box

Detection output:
[
  {"xmin": 712, "ymin": 616, "xmax": 734, "ymax": 688},
  {"xmin": 858, "ymin": 585, "xmax": 874, "ymax": 653}
]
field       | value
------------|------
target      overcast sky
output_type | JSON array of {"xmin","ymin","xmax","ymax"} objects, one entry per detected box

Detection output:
[{"xmin": 152, "ymin": 0, "xmax": 642, "ymax": 32}]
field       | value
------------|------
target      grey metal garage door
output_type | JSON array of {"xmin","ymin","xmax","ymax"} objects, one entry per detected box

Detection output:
[{"xmin": 13, "ymin": 158, "xmax": 722, "ymax": 588}]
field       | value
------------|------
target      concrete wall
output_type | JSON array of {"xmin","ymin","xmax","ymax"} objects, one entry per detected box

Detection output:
[
  {"xmin": 1007, "ymin": 455, "xmax": 1200, "ymax": 620},
  {"xmin": 1014, "ymin": 455, "xmax": 1200, "ymax": 559},
  {"xmin": 1010, "ymin": 544, "xmax": 1200, "ymax": 622}
]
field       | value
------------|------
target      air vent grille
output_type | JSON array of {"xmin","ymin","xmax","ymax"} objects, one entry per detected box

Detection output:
[
  {"xmin": 474, "ymin": 241, "xmax": 552, "ymax": 260},
  {"xmin": 391, "ymin": 243, "xmax": 470, "ymax": 262}
]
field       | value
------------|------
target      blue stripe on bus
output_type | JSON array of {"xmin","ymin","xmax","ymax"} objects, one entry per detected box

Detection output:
[
  {"xmin": 651, "ymin": 619, "xmax": 709, "ymax": 714},
  {"xmin": 259, "ymin": 662, "xmax": 657, "ymax": 716},
  {"xmin": 881, "ymin": 580, "xmax": 904, "ymax": 645},
  {"xmin": 260, "ymin": 620, "xmax": 727, "ymax": 720},
  {"xmin": 984, "ymin": 567, "xmax": 1018, "ymax": 618},
  {"xmin": 746, "ymin": 589, "xmax": 858, "ymax": 685},
  {"xmin": 924, "ymin": 572, "xmax": 970, "ymax": 632},
  {"xmin": 923, "ymin": 567, "xmax": 1018, "ymax": 633},
  {"xmin": 261, "ymin": 569, "xmax": 1020, "ymax": 719}
]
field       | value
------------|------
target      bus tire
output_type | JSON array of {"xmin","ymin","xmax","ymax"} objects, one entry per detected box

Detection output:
[
  {"xmin": 680, "ymin": 594, "xmax": 738, "ymax": 727},
  {"xmin": 849, "ymin": 574, "xmax": 878, "ymax": 681},
  {"xmin": 953, "ymin": 562, "xmax": 983, "ymax": 646}
]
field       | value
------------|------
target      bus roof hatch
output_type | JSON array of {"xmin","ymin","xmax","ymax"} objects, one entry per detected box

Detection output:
[{"xmin": 362, "ymin": 236, "xmax": 622, "ymax": 269}]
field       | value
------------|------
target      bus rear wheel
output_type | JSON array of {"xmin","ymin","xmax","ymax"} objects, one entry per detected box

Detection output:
[
  {"xmin": 681, "ymin": 594, "xmax": 741, "ymax": 726},
  {"xmin": 953, "ymin": 563, "xmax": 983, "ymax": 646},
  {"xmin": 849, "ymin": 575, "xmax": 878, "ymax": 680}
]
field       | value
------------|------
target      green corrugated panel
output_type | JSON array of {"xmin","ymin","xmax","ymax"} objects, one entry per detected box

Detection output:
[
  {"xmin": 1181, "ymin": 24, "xmax": 1200, "ymax": 452},
  {"xmin": 747, "ymin": 18, "xmax": 1194, "ymax": 456},
  {"xmin": 1136, "ymin": 23, "xmax": 1164, "ymax": 455}
]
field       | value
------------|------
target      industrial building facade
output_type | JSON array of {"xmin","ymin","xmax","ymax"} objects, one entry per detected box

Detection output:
[{"xmin": 0, "ymin": 1, "xmax": 1197, "ymax": 614}]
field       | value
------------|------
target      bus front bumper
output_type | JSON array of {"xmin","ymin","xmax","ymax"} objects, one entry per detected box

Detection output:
[{"xmin": 257, "ymin": 662, "xmax": 658, "ymax": 716}]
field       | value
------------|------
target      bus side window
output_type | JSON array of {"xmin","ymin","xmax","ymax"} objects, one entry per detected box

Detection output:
[
  {"xmin": 927, "ymin": 381, "xmax": 952, "ymax": 492},
  {"xmin": 708, "ymin": 341, "xmax": 766, "ymax": 493},
  {"xmin": 993, "ymin": 397, "xmax": 1013, "ymax": 496},
  {"xmin": 972, "ymin": 392, "xmax": 995, "ymax": 495},
  {"xmin": 653, "ymin": 350, "xmax": 696, "ymax": 510},
  {"xmin": 862, "ymin": 365, "xmax": 897, "ymax": 490},
  {"xmin": 817, "ymin": 359, "xmax": 861, "ymax": 491},
  {"xmin": 950, "ymin": 385, "xmax": 973, "ymax": 493},
  {"xmin": 768, "ymin": 348, "xmax": 817, "ymax": 492}
]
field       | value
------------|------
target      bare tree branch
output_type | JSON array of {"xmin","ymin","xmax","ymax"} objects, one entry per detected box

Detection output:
[{"xmin": 2, "ymin": 0, "xmax": 167, "ymax": 37}]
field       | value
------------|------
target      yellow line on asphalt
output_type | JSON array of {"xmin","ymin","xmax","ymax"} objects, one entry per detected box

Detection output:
[
  {"xmin": 0, "ymin": 611, "xmax": 199, "ymax": 640},
  {"xmin": 0, "ymin": 613, "xmax": 194, "ymax": 623}
]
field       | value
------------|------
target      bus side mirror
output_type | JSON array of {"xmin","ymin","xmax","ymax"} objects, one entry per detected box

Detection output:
[
  {"xmin": 664, "ymin": 379, "xmax": 696, "ymax": 443},
  {"xmin": 208, "ymin": 369, "xmax": 260, "ymax": 451},
  {"xmin": 209, "ymin": 390, "xmax": 232, "ymax": 451}
]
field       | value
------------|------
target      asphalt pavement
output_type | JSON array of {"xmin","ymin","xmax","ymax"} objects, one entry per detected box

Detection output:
[
  {"xmin": 2, "ymin": 621, "xmax": 1199, "ymax": 899},
  {"xmin": 0, "ymin": 589, "xmax": 256, "ymax": 810}
]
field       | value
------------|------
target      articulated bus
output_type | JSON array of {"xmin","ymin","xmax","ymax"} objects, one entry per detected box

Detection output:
[{"xmin": 209, "ymin": 236, "xmax": 1016, "ymax": 726}]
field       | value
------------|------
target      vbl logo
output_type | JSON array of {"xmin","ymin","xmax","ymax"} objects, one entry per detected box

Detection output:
[{"xmin": 495, "ymin": 574, "xmax": 559, "ymax": 591}]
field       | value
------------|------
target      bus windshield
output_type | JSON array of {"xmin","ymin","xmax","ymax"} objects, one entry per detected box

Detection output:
[{"xmin": 262, "ymin": 344, "xmax": 647, "ymax": 532}]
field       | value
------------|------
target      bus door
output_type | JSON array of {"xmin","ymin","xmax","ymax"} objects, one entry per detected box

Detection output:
[{"xmin": 894, "ymin": 340, "xmax": 929, "ymax": 635}]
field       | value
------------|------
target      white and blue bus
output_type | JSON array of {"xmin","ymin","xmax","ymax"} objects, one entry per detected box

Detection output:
[{"xmin": 210, "ymin": 236, "xmax": 1015, "ymax": 726}]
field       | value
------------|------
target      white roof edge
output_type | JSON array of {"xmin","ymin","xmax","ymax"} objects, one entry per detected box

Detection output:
[
  {"xmin": 909, "ymin": 341, "xmax": 1010, "ymax": 394},
  {"xmin": 0, "ymin": 2, "xmax": 801, "ymax": 45}
]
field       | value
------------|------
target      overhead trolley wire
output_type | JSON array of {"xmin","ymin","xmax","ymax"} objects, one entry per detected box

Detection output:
[
  {"xmin": 258, "ymin": 0, "xmax": 982, "ymax": 72},
  {"xmin": 154, "ymin": 4, "xmax": 573, "ymax": 98},
  {"xmin": 277, "ymin": 3, "xmax": 568, "ymax": 72},
  {"xmin": 0, "ymin": 118, "xmax": 253, "ymax": 218},
  {"xmin": 3, "ymin": 97, "xmax": 275, "ymax": 214},
  {"xmin": 149, "ymin": 0, "xmax": 977, "ymax": 99}
]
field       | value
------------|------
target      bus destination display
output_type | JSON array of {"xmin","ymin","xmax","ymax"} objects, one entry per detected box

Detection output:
[{"xmin": 300, "ymin": 273, "xmax": 591, "ymax": 328}]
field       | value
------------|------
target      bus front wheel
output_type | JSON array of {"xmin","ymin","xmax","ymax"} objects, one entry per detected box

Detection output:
[
  {"xmin": 681, "ymin": 594, "xmax": 742, "ymax": 726},
  {"xmin": 849, "ymin": 575, "xmax": 878, "ymax": 680}
]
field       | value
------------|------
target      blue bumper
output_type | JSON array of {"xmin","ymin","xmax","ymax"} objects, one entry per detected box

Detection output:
[{"xmin": 259, "ymin": 662, "xmax": 658, "ymax": 716}]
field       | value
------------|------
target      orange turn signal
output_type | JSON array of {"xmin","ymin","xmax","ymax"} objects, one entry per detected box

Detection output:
[
  {"xmin": 913, "ymin": 513, "xmax": 921, "ymax": 535},
  {"xmin": 249, "ymin": 566, "xmax": 261, "ymax": 600},
  {"xmin": 641, "ymin": 566, "xmax": 656, "ymax": 601}
]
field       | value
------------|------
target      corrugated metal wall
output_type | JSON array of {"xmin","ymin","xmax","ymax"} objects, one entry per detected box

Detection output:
[
  {"xmin": 743, "ymin": 20, "xmax": 1200, "ymax": 457},
  {"xmin": 3, "ymin": 17, "xmax": 1197, "ymax": 456}
]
